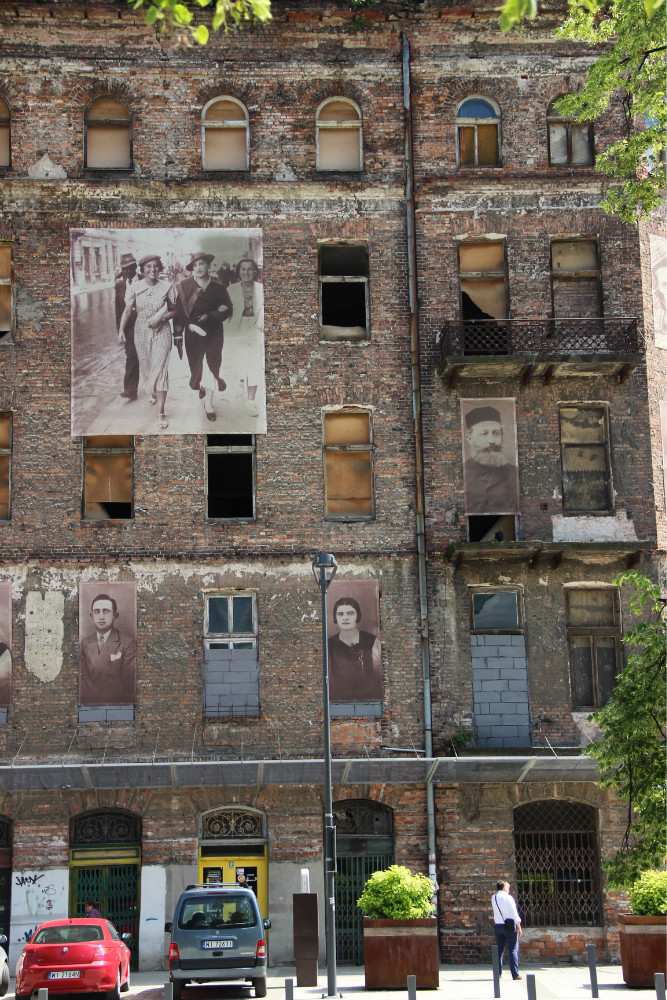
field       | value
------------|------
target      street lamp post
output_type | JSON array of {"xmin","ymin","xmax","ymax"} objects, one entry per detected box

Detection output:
[{"xmin": 312, "ymin": 552, "xmax": 338, "ymax": 998}]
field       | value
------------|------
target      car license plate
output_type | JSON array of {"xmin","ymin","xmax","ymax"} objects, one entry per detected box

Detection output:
[
  {"xmin": 48, "ymin": 971, "xmax": 81, "ymax": 979},
  {"xmin": 202, "ymin": 939, "xmax": 234, "ymax": 949}
]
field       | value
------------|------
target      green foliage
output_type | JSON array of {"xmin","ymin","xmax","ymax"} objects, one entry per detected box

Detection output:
[
  {"xmin": 626, "ymin": 869, "xmax": 667, "ymax": 916},
  {"xmin": 499, "ymin": 0, "xmax": 666, "ymax": 223},
  {"xmin": 356, "ymin": 865, "xmax": 435, "ymax": 919},
  {"xmin": 450, "ymin": 725, "xmax": 475, "ymax": 750},
  {"xmin": 127, "ymin": 0, "xmax": 272, "ymax": 45},
  {"xmin": 583, "ymin": 572, "xmax": 667, "ymax": 888}
]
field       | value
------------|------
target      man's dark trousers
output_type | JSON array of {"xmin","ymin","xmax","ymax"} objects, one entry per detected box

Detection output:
[{"xmin": 494, "ymin": 923, "xmax": 519, "ymax": 978}]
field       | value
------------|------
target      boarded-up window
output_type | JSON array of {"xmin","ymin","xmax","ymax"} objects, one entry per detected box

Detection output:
[
  {"xmin": 85, "ymin": 97, "xmax": 131, "ymax": 170},
  {"xmin": 547, "ymin": 100, "xmax": 593, "ymax": 166},
  {"xmin": 317, "ymin": 98, "xmax": 362, "ymax": 171},
  {"xmin": 83, "ymin": 436, "xmax": 133, "ymax": 520},
  {"xmin": 456, "ymin": 98, "xmax": 500, "ymax": 166},
  {"xmin": 0, "ymin": 99, "xmax": 9, "ymax": 168},
  {"xmin": 459, "ymin": 241, "xmax": 507, "ymax": 320},
  {"xmin": 324, "ymin": 409, "xmax": 373, "ymax": 519},
  {"xmin": 0, "ymin": 413, "xmax": 11, "ymax": 520},
  {"xmin": 559, "ymin": 406, "xmax": 611, "ymax": 513},
  {"xmin": 551, "ymin": 239, "xmax": 601, "ymax": 318},
  {"xmin": 566, "ymin": 588, "xmax": 620, "ymax": 708},
  {"xmin": 206, "ymin": 434, "xmax": 255, "ymax": 519},
  {"xmin": 0, "ymin": 243, "xmax": 11, "ymax": 340},
  {"xmin": 204, "ymin": 593, "xmax": 259, "ymax": 718},
  {"xmin": 203, "ymin": 98, "xmax": 249, "ymax": 171},
  {"xmin": 320, "ymin": 243, "xmax": 368, "ymax": 341}
]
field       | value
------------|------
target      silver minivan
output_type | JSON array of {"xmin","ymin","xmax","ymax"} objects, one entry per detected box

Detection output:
[{"xmin": 166, "ymin": 884, "xmax": 271, "ymax": 999}]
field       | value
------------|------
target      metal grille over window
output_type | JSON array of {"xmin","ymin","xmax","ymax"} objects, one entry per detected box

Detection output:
[
  {"xmin": 0, "ymin": 99, "xmax": 9, "ymax": 168},
  {"xmin": 323, "ymin": 408, "xmax": 374, "ymax": 519},
  {"xmin": 203, "ymin": 593, "xmax": 259, "ymax": 718},
  {"xmin": 70, "ymin": 811, "xmax": 141, "ymax": 846},
  {"xmin": 85, "ymin": 97, "xmax": 131, "ymax": 170},
  {"xmin": 316, "ymin": 98, "xmax": 363, "ymax": 171},
  {"xmin": 202, "ymin": 810, "xmax": 264, "ymax": 840},
  {"xmin": 202, "ymin": 97, "xmax": 249, "ymax": 171},
  {"xmin": 514, "ymin": 800, "xmax": 602, "ymax": 927},
  {"xmin": 456, "ymin": 98, "xmax": 500, "ymax": 166},
  {"xmin": 566, "ymin": 588, "xmax": 620, "ymax": 709},
  {"xmin": 547, "ymin": 99, "xmax": 593, "ymax": 166}
]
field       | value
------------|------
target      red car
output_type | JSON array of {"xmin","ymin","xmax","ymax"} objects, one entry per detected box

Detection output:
[{"xmin": 15, "ymin": 919, "xmax": 131, "ymax": 1000}]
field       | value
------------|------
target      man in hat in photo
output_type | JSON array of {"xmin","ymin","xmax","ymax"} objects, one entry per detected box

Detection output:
[
  {"xmin": 115, "ymin": 252, "xmax": 139, "ymax": 401},
  {"xmin": 172, "ymin": 252, "xmax": 233, "ymax": 421},
  {"xmin": 463, "ymin": 404, "xmax": 519, "ymax": 514}
]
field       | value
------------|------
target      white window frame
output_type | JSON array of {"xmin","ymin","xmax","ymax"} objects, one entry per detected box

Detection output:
[
  {"xmin": 84, "ymin": 95, "xmax": 132, "ymax": 171},
  {"xmin": 316, "ymin": 97, "xmax": 363, "ymax": 172},
  {"xmin": 455, "ymin": 95, "xmax": 501, "ymax": 167},
  {"xmin": 201, "ymin": 95, "xmax": 250, "ymax": 172}
]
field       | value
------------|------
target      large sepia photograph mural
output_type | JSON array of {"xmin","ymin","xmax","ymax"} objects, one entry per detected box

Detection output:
[{"xmin": 70, "ymin": 228, "xmax": 266, "ymax": 435}]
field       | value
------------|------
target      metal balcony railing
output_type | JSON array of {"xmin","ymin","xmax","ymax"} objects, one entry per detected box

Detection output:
[{"xmin": 439, "ymin": 316, "xmax": 641, "ymax": 360}]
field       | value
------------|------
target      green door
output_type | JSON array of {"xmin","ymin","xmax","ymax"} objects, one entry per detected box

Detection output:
[{"xmin": 69, "ymin": 850, "xmax": 140, "ymax": 971}]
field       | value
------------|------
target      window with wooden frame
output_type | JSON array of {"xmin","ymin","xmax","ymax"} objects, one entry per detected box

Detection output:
[
  {"xmin": 559, "ymin": 405, "xmax": 612, "ymax": 513},
  {"xmin": 202, "ymin": 97, "xmax": 249, "ymax": 171},
  {"xmin": 0, "ymin": 243, "xmax": 12, "ymax": 342},
  {"xmin": 0, "ymin": 413, "xmax": 11, "ymax": 520},
  {"xmin": 551, "ymin": 239, "xmax": 601, "ymax": 318},
  {"xmin": 83, "ymin": 436, "xmax": 133, "ymax": 520},
  {"xmin": 84, "ymin": 97, "xmax": 132, "ymax": 170},
  {"xmin": 203, "ymin": 592, "xmax": 259, "ymax": 718},
  {"xmin": 316, "ymin": 98, "xmax": 363, "ymax": 171},
  {"xmin": 0, "ymin": 99, "xmax": 9, "ymax": 169},
  {"xmin": 206, "ymin": 434, "xmax": 255, "ymax": 519},
  {"xmin": 547, "ymin": 99, "xmax": 593, "ymax": 166},
  {"xmin": 319, "ymin": 242, "xmax": 369, "ymax": 341},
  {"xmin": 566, "ymin": 588, "xmax": 620, "ymax": 709},
  {"xmin": 459, "ymin": 240, "xmax": 508, "ymax": 322},
  {"xmin": 323, "ymin": 408, "xmax": 374, "ymax": 520},
  {"xmin": 456, "ymin": 97, "xmax": 501, "ymax": 167}
]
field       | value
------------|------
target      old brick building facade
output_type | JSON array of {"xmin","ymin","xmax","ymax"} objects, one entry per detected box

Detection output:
[{"xmin": 0, "ymin": 0, "xmax": 664, "ymax": 975}]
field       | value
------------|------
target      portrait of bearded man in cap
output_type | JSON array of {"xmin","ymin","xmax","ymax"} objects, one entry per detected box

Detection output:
[{"xmin": 461, "ymin": 400, "xmax": 519, "ymax": 515}]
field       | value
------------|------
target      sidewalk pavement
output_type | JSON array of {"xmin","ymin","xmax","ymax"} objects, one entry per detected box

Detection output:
[{"xmin": 20, "ymin": 964, "xmax": 655, "ymax": 1000}]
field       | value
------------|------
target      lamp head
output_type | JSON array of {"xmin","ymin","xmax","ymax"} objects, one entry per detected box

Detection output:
[{"xmin": 312, "ymin": 552, "xmax": 338, "ymax": 586}]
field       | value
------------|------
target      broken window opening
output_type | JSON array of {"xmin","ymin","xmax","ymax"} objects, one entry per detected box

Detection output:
[
  {"xmin": 83, "ymin": 436, "xmax": 133, "ymax": 520},
  {"xmin": 0, "ymin": 413, "xmax": 11, "ymax": 520},
  {"xmin": 547, "ymin": 100, "xmax": 593, "ymax": 166},
  {"xmin": 0, "ymin": 243, "xmax": 12, "ymax": 341},
  {"xmin": 456, "ymin": 98, "xmax": 501, "ymax": 167},
  {"xmin": 85, "ymin": 97, "xmax": 132, "ymax": 170},
  {"xmin": 559, "ymin": 405, "xmax": 612, "ymax": 513},
  {"xmin": 206, "ymin": 434, "xmax": 255, "ymax": 519},
  {"xmin": 202, "ymin": 97, "xmax": 249, "ymax": 171},
  {"xmin": 566, "ymin": 588, "xmax": 620, "ymax": 709},
  {"xmin": 323, "ymin": 408, "xmax": 374, "ymax": 520},
  {"xmin": 470, "ymin": 588, "xmax": 521, "ymax": 631},
  {"xmin": 0, "ymin": 99, "xmax": 9, "ymax": 169},
  {"xmin": 551, "ymin": 239, "xmax": 601, "ymax": 319},
  {"xmin": 319, "ymin": 243, "xmax": 369, "ymax": 341},
  {"xmin": 467, "ymin": 514, "xmax": 516, "ymax": 543},
  {"xmin": 316, "ymin": 98, "xmax": 363, "ymax": 172}
]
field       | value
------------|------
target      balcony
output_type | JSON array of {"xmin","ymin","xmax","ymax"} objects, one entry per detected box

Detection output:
[{"xmin": 438, "ymin": 316, "xmax": 642, "ymax": 385}]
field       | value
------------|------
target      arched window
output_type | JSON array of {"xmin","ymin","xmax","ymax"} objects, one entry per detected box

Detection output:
[
  {"xmin": 456, "ymin": 97, "xmax": 501, "ymax": 166},
  {"xmin": 316, "ymin": 98, "xmax": 363, "ymax": 171},
  {"xmin": 547, "ymin": 98, "xmax": 593, "ymax": 166},
  {"xmin": 202, "ymin": 97, "xmax": 249, "ymax": 171},
  {"xmin": 84, "ymin": 97, "xmax": 132, "ymax": 170},
  {"xmin": 0, "ymin": 99, "xmax": 10, "ymax": 169},
  {"xmin": 514, "ymin": 800, "xmax": 602, "ymax": 927}
]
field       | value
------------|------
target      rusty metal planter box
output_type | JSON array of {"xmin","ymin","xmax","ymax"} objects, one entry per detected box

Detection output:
[
  {"xmin": 618, "ymin": 914, "xmax": 667, "ymax": 988},
  {"xmin": 363, "ymin": 918, "xmax": 439, "ymax": 989}
]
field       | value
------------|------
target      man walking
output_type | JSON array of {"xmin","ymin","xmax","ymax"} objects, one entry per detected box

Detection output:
[
  {"xmin": 115, "ymin": 252, "xmax": 139, "ymax": 401},
  {"xmin": 492, "ymin": 879, "xmax": 522, "ymax": 980}
]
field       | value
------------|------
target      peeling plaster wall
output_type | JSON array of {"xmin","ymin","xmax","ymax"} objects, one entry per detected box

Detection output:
[{"xmin": 24, "ymin": 592, "xmax": 64, "ymax": 682}]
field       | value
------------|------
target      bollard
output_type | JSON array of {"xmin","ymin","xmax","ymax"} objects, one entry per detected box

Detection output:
[
  {"xmin": 526, "ymin": 973, "xmax": 537, "ymax": 1000},
  {"xmin": 285, "ymin": 977, "xmax": 294, "ymax": 1000},
  {"xmin": 164, "ymin": 983, "xmax": 173, "ymax": 1000},
  {"xmin": 491, "ymin": 944, "xmax": 501, "ymax": 999},
  {"xmin": 655, "ymin": 973, "xmax": 666, "ymax": 1000},
  {"xmin": 586, "ymin": 943, "xmax": 599, "ymax": 998},
  {"xmin": 407, "ymin": 974, "xmax": 417, "ymax": 1000},
  {"xmin": 37, "ymin": 990, "xmax": 48, "ymax": 1000}
]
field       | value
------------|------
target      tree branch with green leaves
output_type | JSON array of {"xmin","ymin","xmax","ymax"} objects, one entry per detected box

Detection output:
[{"xmin": 127, "ymin": 0, "xmax": 272, "ymax": 45}]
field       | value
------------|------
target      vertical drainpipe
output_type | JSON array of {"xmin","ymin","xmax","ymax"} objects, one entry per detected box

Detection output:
[{"xmin": 402, "ymin": 32, "xmax": 438, "ymax": 905}]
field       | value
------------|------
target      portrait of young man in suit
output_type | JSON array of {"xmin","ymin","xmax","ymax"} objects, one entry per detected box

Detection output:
[{"xmin": 79, "ymin": 588, "xmax": 137, "ymax": 706}]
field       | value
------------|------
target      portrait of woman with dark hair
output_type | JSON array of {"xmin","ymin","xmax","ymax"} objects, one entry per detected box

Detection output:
[{"xmin": 328, "ymin": 596, "xmax": 382, "ymax": 703}]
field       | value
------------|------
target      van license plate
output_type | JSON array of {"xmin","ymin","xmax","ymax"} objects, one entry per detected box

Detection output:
[
  {"xmin": 49, "ymin": 972, "xmax": 81, "ymax": 979},
  {"xmin": 202, "ymin": 939, "xmax": 234, "ymax": 949}
]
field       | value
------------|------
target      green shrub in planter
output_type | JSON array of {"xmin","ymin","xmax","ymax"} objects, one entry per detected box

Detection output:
[
  {"xmin": 356, "ymin": 865, "xmax": 435, "ymax": 919},
  {"xmin": 627, "ymin": 870, "xmax": 667, "ymax": 916}
]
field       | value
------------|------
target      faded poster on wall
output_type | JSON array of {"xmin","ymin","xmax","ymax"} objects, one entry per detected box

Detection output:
[
  {"xmin": 0, "ymin": 582, "xmax": 11, "ymax": 706},
  {"xmin": 79, "ymin": 582, "xmax": 137, "ymax": 706},
  {"xmin": 650, "ymin": 234, "xmax": 667, "ymax": 349},
  {"xmin": 326, "ymin": 579, "xmax": 381, "ymax": 703},
  {"xmin": 661, "ymin": 400, "xmax": 667, "ymax": 512},
  {"xmin": 461, "ymin": 398, "xmax": 519, "ymax": 515},
  {"xmin": 70, "ymin": 228, "xmax": 266, "ymax": 435}
]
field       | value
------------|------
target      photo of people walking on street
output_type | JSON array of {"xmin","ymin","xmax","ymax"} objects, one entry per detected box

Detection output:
[
  {"xmin": 0, "ymin": 582, "xmax": 11, "ymax": 707},
  {"xmin": 70, "ymin": 228, "xmax": 266, "ymax": 435}
]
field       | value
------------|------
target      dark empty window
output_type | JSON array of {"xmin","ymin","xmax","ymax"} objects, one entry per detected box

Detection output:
[
  {"xmin": 206, "ymin": 434, "xmax": 255, "ymax": 519},
  {"xmin": 515, "ymin": 800, "xmax": 602, "ymax": 927},
  {"xmin": 83, "ymin": 436, "xmax": 133, "ymax": 520},
  {"xmin": 456, "ymin": 98, "xmax": 501, "ymax": 166},
  {"xmin": 559, "ymin": 406, "xmax": 611, "ymax": 513},
  {"xmin": 547, "ymin": 99, "xmax": 593, "ymax": 166},
  {"xmin": 319, "ymin": 243, "xmax": 369, "ymax": 341},
  {"xmin": 566, "ymin": 588, "xmax": 620, "ymax": 709}
]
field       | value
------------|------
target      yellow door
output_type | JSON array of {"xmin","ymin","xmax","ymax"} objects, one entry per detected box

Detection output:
[{"xmin": 198, "ymin": 850, "xmax": 268, "ymax": 918}]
